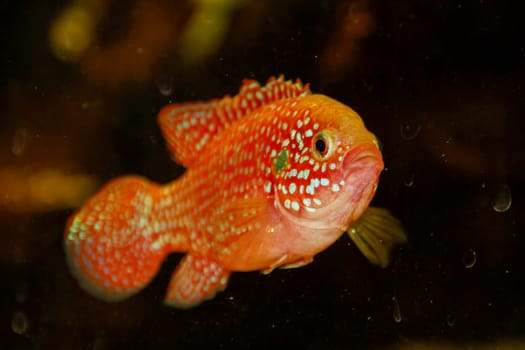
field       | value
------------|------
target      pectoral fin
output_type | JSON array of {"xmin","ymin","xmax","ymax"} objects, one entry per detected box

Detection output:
[{"xmin": 348, "ymin": 207, "xmax": 407, "ymax": 268}]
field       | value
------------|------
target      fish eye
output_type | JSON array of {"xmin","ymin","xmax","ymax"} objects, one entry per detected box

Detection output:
[{"xmin": 312, "ymin": 130, "xmax": 334, "ymax": 160}]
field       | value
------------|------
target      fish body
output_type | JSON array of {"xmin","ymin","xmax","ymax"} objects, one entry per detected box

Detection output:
[{"xmin": 65, "ymin": 77, "xmax": 406, "ymax": 308}]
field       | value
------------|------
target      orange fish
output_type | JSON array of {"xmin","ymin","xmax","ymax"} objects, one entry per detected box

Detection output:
[{"xmin": 65, "ymin": 76, "xmax": 406, "ymax": 308}]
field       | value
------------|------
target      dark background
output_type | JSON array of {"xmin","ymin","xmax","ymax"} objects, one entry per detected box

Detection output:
[{"xmin": 1, "ymin": 0, "xmax": 524, "ymax": 349}]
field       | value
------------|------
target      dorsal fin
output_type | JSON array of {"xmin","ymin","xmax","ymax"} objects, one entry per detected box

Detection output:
[{"xmin": 157, "ymin": 76, "xmax": 311, "ymax": 167}]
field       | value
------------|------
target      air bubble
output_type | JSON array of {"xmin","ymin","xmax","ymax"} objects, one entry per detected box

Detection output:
[
  {"xmin": 404, "ymin": 173, "xmax": 415, "ymax": 187},
  {"xmin": 400, "ymin": 124, "xmax": 421, "ymax": 140},
  {"xmin": 11, "ymin": 311, "xmax": 28, "ymax": 335},
  {"xmin": 462, "ymin": 248, "xmax": 477, "ymax": 269},
  {"xmin": 12, "ymin": 128, "xmax": 29, "ymax": 156},
  {"xmin": 491, "ymin": 184, "xmax": 512, "ymax": 212},
  {"xmin": 155, "ymin": 75, "xmax": 175, "ymax": 97},
  {"xmin": 446, "ymin": 313, "xmax": 456, "ymax": 327},
  {"xmin": 392, "ymin": 296, "xmax": 403, "ymax": 323}
]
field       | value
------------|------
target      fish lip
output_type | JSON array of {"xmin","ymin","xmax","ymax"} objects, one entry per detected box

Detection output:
[
  {"xmin": 344, "ymin": 143, "xmax": 383, "ymax": 166},
  {"xmin": 341, "ymin": 144, "xmax": 383, "ymax": 178}
]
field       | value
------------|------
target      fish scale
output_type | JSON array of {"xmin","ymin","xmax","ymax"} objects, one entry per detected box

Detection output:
[{"xmin": 65, "ymin": 76, "xmax": 406, "ymax": 308}]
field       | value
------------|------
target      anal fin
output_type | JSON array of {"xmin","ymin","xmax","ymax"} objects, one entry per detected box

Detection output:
[
  {"xmin": 164, "ymin": 255, "xmax": 230, "ymax": 308},
  {"xmin": 348, "ymin": 207, "xmax": 407, "ymax": 268}
]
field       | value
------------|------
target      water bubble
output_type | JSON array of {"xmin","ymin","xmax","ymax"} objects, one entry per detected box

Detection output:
[
  {"xmin": 462, "ymin": 248, "xmax": 477, "ymax": 269},
  {"xmin": 400, "ymin": 124, "xmax": 422, "ymax": 140},
  {"xmin": 155, "ymin": 75, "xmax": 175, "ymax": 97},
  {"xmin": 392, "ymin": 296, "xmax": 403, "ymax": 323},
  {"xmin": 11, "ymin": 311, "xmax": 28, "ymax": 335},
  {"xmin": 403, "ymin": 173, "xmax": 415, "ymax": 187},
  {"xmin": 491, "ymin": 184, "xmax": 512, "ymax": 212},
  {"xmin": 12, "ymin": 128, "xmax": 29, "ymax": 156},
  {"xmin": 446, "ymin": 314, "xmax": 456, "ymax": 327}
]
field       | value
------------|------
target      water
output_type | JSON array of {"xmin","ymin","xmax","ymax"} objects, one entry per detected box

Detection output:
[{"xmin": 1, "ymin": 1, "xmax": 524, "ymax": 349}]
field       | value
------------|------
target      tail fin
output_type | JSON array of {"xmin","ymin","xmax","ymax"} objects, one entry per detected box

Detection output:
[{"xmin": 64, "ymin": 175, "xmax": 177, "ymax": 301}]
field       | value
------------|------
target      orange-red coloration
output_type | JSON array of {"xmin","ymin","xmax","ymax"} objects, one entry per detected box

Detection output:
[{"xmin": 65, "ymin": 76, "xmax": 383, "ymax": 308}]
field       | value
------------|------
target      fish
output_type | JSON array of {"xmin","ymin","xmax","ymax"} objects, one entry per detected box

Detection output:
[{"xmin": 64, "ymin": 76, "xmax": 407, "ymax": 308}]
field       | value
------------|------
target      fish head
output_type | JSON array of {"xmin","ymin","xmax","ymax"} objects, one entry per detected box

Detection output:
[{"xmin": 273, "ymin": 94, "xmax": 383, "ymax": 233}]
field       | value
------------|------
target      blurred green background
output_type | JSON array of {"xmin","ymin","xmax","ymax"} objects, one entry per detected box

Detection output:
[{"xmin": 1, "ymin": 0, "xmax": 524, "ymax": 349}]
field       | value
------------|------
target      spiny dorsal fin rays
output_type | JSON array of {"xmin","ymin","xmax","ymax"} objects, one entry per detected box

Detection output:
[
  {"xmin": 348, "ymin": 207, "xmax": 407, "ymax": 268},
  {"xmin": 157, "ymin": 76, "xmax": 311, "ymax": 167}
]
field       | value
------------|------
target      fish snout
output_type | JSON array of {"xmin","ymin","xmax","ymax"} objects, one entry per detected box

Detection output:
[
  {"xmin": 343, "ymin": 142, "xmax": 383, "ymax": 174},
  {"xmin": 339, "ymin": 143, "xmax": 383, "ymax": 222}
]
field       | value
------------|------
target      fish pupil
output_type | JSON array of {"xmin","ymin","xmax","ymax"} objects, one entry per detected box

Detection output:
[{"xmin": 315, "ymin": 138, "xmax": 327, "ymax": 154}]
